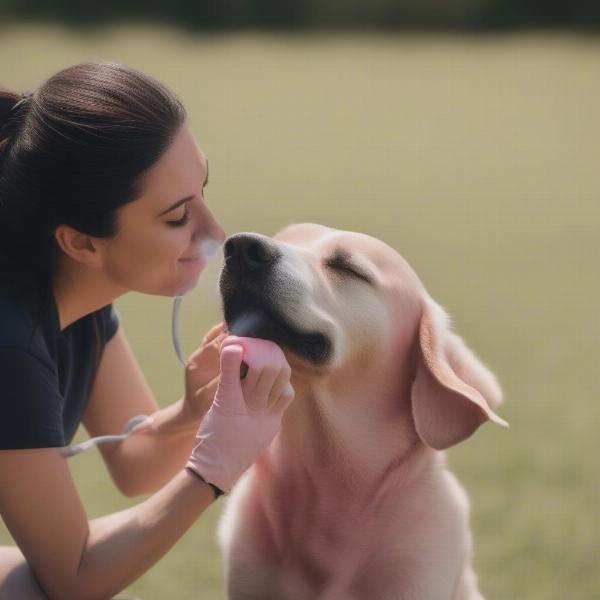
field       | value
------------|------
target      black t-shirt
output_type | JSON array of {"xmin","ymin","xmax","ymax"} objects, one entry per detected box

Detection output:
[{"xmin": 0, "ymin": 284, "xmax": 119, "ymax": 449}]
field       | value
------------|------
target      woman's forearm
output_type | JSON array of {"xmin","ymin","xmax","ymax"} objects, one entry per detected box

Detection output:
[
  {"xmin": 72, "ymin": 469, "xmax": 214, "ymax": 600},
  {"xmin": 105, "ymin": 398, "xmax": 201, "ymax": 496}
]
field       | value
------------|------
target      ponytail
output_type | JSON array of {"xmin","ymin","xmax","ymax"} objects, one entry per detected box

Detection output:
[
  {"xmin": 0, "ymin": 89, "xmax": 28, "ymax": 154},
  {"xmin": 0, "ymin": 88, "xmax": 22, "ymax": 125}
]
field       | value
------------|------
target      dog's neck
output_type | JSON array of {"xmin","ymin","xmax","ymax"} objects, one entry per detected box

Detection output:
[{"xmin": 264, "ymin": 345, "xmax": 434, "ymax": 498}]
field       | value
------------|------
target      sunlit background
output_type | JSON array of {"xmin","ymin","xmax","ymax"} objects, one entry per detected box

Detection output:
[{"xmin": 1, "ymin": 2, "xmax": 599, "ymax": 598}]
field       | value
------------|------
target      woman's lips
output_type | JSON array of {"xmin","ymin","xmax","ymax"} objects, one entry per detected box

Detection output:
[
  {"xmin": 179, "ymin": 238, "xmax": 223, "ymax": 266},
  {"xmin": 179, "ymin": 254, "xmax": 202, "ymax": 262},
  {"xmin": 178, "ymin": 254, "xmax": 205, "ymax": 272}
]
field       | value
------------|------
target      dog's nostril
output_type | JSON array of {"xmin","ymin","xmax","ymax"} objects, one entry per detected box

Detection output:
[
  {"xmin": 224, "ymin": 234, "xmax": 280, "ymax": 270},
  {"xmin": 244, "ymin": 240, "xmax": 271, "ymax": 267},
  {"xmin": 224, "ymin": 238, "xmax": 236, "ymax": 260}
]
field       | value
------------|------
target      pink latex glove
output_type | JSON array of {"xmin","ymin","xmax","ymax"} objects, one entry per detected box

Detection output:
[{"xmin": 186, "ymin": 335, "xmax": 294, "ymax": 494}]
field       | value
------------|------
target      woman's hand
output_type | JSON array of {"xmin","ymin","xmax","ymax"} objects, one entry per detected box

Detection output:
[
  {"xmin": 182, "ymin": 321, "xmax": 229, "ymax": 423},
  {"xmin": 186, "ymin": 335, "xmax": 294, "ymax": 494},
  {"xmin": 121, "ymin": 321, "xmax": 229, "ymax": 445}
]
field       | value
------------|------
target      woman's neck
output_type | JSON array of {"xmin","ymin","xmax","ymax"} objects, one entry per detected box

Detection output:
[{"xmin": 53, "ymin": 255, "xmax": 126, "ymax": 331}]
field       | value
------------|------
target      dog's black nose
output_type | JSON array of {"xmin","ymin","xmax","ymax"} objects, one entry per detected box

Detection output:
[{"xmin": 224, "ymin": 233, "xmax": 281, "ymax": 271}]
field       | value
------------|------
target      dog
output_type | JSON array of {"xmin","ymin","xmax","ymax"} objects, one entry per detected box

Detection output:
[{"xmin": 217, "ymin": 223, "xmax": 507, "ymax": 600}]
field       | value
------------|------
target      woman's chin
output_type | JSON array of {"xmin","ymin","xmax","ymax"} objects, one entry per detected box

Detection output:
[
  {"xmin": 125, "ymin": 264, "xmax": 203, "ymax": 298},
  {"xmin": 173, "ymin": 272, "xmax": 202, "ymax": 296}
]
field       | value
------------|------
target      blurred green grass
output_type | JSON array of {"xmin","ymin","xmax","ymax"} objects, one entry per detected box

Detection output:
[{"xmin": 1, "ymin": 26, "xmax": 599, "ymax": 599}]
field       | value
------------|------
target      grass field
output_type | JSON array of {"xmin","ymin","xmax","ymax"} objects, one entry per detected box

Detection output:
[{"xmin": 1, "ymin": 25, "xmax": 599, "ymax": 599}]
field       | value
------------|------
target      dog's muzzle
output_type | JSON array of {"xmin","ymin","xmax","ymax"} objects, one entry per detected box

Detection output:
[{"xmin": 219, "ymin": 233, "xmax": 330, "ymax": 365}]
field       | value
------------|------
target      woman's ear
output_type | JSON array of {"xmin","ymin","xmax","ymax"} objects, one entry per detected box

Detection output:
[
  {"xmin": 54, "ymin": 224, "xmax": 103, "ymax": 268},
  {"xmin": 411, "ymin": 297, "xmax": 508, "ymax": 450}
]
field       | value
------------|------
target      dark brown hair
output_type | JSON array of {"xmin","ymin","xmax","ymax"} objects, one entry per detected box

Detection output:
[{"xmin": 0, "ymin": 61, "xmax": 187, "ymax": 316}]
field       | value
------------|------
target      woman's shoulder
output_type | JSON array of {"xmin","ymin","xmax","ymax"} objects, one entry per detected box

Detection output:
[
  {"xmin": 0, "ymin": 285, "xmax": 66, "ymax": 449},
  {"xmin": 0, "ymin": 284, "xmax": 55, "ymax": 368},
  {"xmin": 94, "ymin": 302, "xmax": 120, "ymax": 345},
  {"xmin": 0, "ymin": 284, "xmax": 35, "ymax": 343}
]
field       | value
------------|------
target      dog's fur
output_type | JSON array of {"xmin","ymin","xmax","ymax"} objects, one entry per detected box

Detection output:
[{"xmin": 217, "ymin": 223, "xmax": 507, "ymax": 600}]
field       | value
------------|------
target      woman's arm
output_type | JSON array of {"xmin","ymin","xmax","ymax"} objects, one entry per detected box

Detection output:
[
  {"xmin": 0, "ymin": 448, "xmax": 215, "ymax": 600},
  {"xmin": 83, "ymin": 325, "xmax": 224, "ymax": 496},
  {"xmin": 0, "ymin": 334, "xmax": 292, "ymax": 600}
]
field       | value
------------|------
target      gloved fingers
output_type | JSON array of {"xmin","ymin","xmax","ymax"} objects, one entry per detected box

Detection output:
[
  {"xmin": 220, "ymin": 335, "xmax": 244, "ymax": 352},
  {"xmin": 225, "ymin": 336, "xmax": 287, "ymax": 373},
  {"xmin": 221, "ymin": 335, "xmax": 255, "ymax": 382},
  {"xmin": 279, "ymin": 382, "xmax": 295, "ymax": 410},
  {"xmin": 230, "ymin": 336, "xmax": 290, "ymax": 412},
  {"xmin": 217, "ymin": 335, "xmax": 292, "ymax": 414},
  {"xmin": 267, "ymin": 364, "xmax": 293, "ymax": 409},
  {"xmin": 245, "ymin": 362, "xmax": 282, "ymax": 412},
  {"xmin": 187, "ymin": 335, "xmax": 295, "ymax": 492},
  {"xmin": 239, "ymin": 355, "xmax": 261, "ymax": 391},
  {"xmin": 215, "ymin": 343, "xmax": 244, "ymax": 412},
  {"xmin": 219, "ymin": 343, "xmax": 244, "ymax": 373}
]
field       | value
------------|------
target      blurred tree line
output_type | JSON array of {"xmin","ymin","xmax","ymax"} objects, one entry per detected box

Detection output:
[{"xmin": 0, "ymin": 0, "xmax": 598, "ymax": 30}]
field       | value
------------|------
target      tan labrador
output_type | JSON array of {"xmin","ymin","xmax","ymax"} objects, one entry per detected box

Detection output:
[{"xmin": 217, "ymin": 223, "xmax": 507, "ymax": 600}]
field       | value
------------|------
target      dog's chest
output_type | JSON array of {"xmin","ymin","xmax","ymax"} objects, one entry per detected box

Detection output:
[{"xmin": 249, "ymin": 477, "xmax": 401, "ymax": 593}]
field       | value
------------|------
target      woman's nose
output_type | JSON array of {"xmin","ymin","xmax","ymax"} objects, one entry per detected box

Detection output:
[{"xmin": 192, "ymin": 202, "xmax": 226, "ymax": 243}]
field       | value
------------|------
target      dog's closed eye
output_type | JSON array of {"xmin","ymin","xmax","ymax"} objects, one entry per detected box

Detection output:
[{"xmin": 324, "ymin": 250, "xmax": 374, "ymax": 285}]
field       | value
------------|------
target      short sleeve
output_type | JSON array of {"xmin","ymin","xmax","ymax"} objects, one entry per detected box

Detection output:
[
  {"xmin": 96, "ymin": 303, "xmax": 120, "ymax": 344},
  {"xmin": 0, "ymin": 349, "xmax": 65, "ymax": 449}
]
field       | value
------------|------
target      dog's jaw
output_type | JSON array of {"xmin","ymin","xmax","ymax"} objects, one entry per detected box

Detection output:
[{"xmin": 220, "ymin": 280, "xmax": 332, "ymax": 364}]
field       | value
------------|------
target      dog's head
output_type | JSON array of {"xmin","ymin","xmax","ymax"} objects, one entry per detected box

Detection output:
[{"xmin": 220, "ymin": 223, "xmax": 506, "ymax": 450}]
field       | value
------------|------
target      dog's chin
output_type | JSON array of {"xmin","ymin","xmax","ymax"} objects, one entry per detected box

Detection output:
[{"xmin": 222, "ymin": 297, "xmax": 331, "ymax": 366}]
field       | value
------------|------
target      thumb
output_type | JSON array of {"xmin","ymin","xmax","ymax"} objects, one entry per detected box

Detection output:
[
  {"xmin": 278, "ymin": 382, "xmax": 295, "ymax": 411},
  {"xmin": 219, "ymin": 344, "xmax": 244, "ymax": 380},
  {"xmin": 214, "ymin": 344, "xmax": 245, "ymax": 413}
]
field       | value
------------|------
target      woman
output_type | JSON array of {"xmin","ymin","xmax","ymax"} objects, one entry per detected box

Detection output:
[{"xmin": 0, "ymin": 61, "xmax": 293, "ymax": 599}]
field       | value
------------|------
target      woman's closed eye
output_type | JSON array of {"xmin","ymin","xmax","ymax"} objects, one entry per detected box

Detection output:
[{"xmin": 167, "ymin": 205, "xmax": 190, "ymax": 227}]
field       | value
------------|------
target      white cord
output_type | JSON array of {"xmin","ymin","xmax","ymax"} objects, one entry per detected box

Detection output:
[
  {"xmin": 172, "ymin": 295, "xmax": 185, "ymax": 366},
  {"xmin": 171, "ymin": 238, "xmax": 223, "ymax": 367},
  {"xmin": 63, "ymin": 414, "xmax": 153, "ymax": 458}
]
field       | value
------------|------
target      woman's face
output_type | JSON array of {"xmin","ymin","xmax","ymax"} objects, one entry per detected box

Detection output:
[{"xmin": 98, "ymin": 124, "xmax": 226, "ymax": 297}]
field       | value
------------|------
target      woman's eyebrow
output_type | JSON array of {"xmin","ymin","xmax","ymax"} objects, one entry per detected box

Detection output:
[
  {"xmin": 157, "ymin": 195, "xmax": 195, "ymax": 217},
  {"xmin": 157, "ymin": 160, "xmax": 210, "ymax": 217}
]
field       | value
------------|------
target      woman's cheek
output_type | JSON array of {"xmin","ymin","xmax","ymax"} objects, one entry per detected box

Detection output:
[
  {"xmin": 103, "ymin": 231, "xmax": 161, "ymax": 285},
  {"xmin": 137, "ymin": 226, "xmax": 186, "ymax": 263},
  {"xmin": 104, "ymin": 223, "xmax": 199, "ymax": 294},
  {"xmin": 170, "ymin": 227, "xmax": 193, "ymax": 259}
]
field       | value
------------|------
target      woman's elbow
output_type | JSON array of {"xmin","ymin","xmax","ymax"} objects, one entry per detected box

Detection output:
[
  {"xmin": 111, "ymin": 467, "xmax": 161, "ymax": 498},
  {"xmin": 103, "ymin": 456, "xmax": 146, "ymax": 497},
  {"xmin": 113, "ymin": 473, "xmax": 148, "ymax": 498},
  {"xmin": 50, "ymin": 583, "xmax": 119, "ymax": 600}
]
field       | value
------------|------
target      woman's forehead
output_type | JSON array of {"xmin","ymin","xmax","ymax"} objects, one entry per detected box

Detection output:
[{"xmin": 132, "ymin": 126, "xmax": 208, "ymax": 215}]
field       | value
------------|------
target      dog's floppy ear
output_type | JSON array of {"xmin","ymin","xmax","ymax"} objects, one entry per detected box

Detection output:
[{"xmin": 411, "ymin": 298, "xmax": 508, "ymax": 450}]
